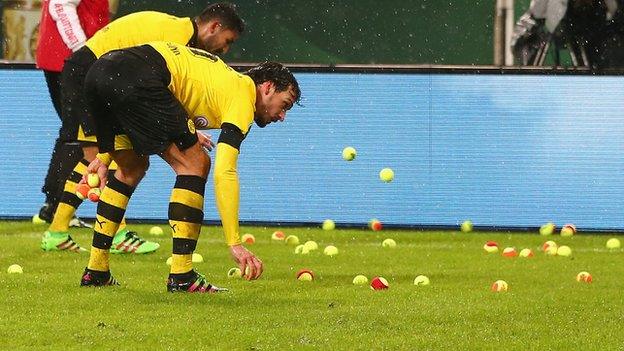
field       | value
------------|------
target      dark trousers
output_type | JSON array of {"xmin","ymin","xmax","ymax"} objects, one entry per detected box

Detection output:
[{"xmin": 40, "ymin": 70, "xmax": 83, "ymax": 216}]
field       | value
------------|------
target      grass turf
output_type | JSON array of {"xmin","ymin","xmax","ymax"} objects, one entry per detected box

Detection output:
[{"xmin": 0, "ymin": 220, "xmax": 623, "ymax": 350}]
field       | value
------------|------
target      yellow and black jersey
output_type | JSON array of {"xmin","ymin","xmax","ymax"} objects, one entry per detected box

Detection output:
[
  {"xmin": 86, "ymin": 11, "xmax": 197, "ymax": 59},
  {"xmin": 149, "ymin": 41, "xmax": 256, "ymax": 135}
]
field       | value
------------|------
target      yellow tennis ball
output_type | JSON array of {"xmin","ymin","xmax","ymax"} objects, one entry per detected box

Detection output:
[
  {"xmin": 192, "ymin": 253, "xmax": 204, "ymax": 263},
  {"xmin": 323, "ymin": 245, "xmax": 339, "ymax": 256},
  {"xmin": 352, "ymin": 275, "xmax": 368, "ymax": 285},
  {"xmin": 285, "ymin": 235, "xmax": 300, "ymax": 245},
  {"xmin": 519, "ymin": 248, "xmax": 534, "ymax": 257},
  {"xmin": 382, "ymin": 238, "xmax": 396, "ymax": 248},
  {"xmin": 413, "ymin": 275, "xmax": 430, "ymax": 286},
  {"xmin": 560, "ymin": 224, "xmax": 576, "ymax": 237},
  {"xmin": 87, "ymin": 173, "xmax": 100, "ymax": 188},
  {"xmin": 460, "ymin": 220, "xmax": 473, "ymax": 233},
  {"xmin": 342, "ymin": 146, "xmax": 357, "ymax": 161},
  {"xmin": 545, "ymin": 246, "xmax": 558, "ymax": 256},
  {"xmin": 149, "ymin": 226, "xmax": 164, "ymax": 235},
  {"xmin": 556, "ymin": 245, "xmax": 572, "ymax": 257},
  {"xmin": 166, "ymin": 257, "xmax": 172, "ymax": 265},
  {"xmin": 322, "ymin": 219, "xmax": 335, "ymax": 231},
  {"xmin": 606, "ymin": 238, "xmax": 621, "ymax": 249},
  {"xmin": 539, "ymin": 222, "xmax": 555, "ymax": 236},
  {"xmin": 379, "ymin": 168, "xmax": 394, "ymax": 182},
  {"xmin": 294, "ymin": 244, "xmax": 305, "ymax": 254},
  {"xmin": 7, "ymin": 264, "xmax": 23, "ymax": 274},
  {"xmin": 227, "ymin": 267, "xmax": 242, "ymax": 279},
  {"xmin": 31, "ymin": 214, "xmax": 46, "ymax": 225},
  {"xmin": 303, "ymin": 240, "xmax": 318, "ymax": 251}
]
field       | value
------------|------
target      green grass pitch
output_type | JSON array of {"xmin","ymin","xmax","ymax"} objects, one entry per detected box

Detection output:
[{"xmin": 1, "ymin": 220, "xmax": 623, "ymax": 350}]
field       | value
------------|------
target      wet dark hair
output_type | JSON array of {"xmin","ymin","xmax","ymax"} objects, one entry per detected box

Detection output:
[
  {"xmin": 196, "ymin": 3, "xmax": 245, "ymax": 34},
  {"xmin": 245, "ymin": 62, "xmax": 301, "ymax": 104}
]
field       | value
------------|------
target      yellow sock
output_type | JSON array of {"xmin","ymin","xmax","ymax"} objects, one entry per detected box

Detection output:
[
  {"xmin": 48, "ymin": 159, "xmax": 89, "ymax": 232},
  {"xmin": 87, "ymin": 175, "xmax": 134, "ymax": 272}
]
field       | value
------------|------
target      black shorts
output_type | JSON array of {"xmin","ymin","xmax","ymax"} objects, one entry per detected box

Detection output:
[
  {"xmin": 61, "ymin": 46, "xmax": 97, "ymax": 140},
  {"xmin": 83, "ymin": 45, "xmax": 198, "ymax": 156}
]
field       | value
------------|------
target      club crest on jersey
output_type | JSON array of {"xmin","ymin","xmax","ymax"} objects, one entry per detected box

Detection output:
[
  {"xmin": 192, "ymin": 116, "xmax": 208, "ymax": 129},
  {"xmin": 187, "ymin": 119, "xmax": 196, "ymax": 134}
]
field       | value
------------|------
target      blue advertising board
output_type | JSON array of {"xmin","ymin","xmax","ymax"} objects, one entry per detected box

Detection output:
[{"xmin": 1, "ymin": 69, "xmax": 622, "ymax": 231}]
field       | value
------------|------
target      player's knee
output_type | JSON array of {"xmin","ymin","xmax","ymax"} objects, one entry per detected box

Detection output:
[{"xmin": 116, "ymin": 158, "xmax": 149, "ymax": 186}]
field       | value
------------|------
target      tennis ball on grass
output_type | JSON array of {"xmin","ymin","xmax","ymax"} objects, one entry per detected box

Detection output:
[
  {"xmin": 542, "ymin": 240, "xmax": 557, "ymax": 253},
  {"xmin": 483, "ymin": 241, "xmax": 499, "ymax": 253},
  {"xmin": 370, "ymin": 219, "xmax": 383, "ymax": 231},
  {"xmin": 7, "ymin": 264, "xmax": 23, "ymax": 274},
  {"xmin": 271, "ymin": 231, "xmax": 285, "ymax": 241},
  {"xmin": 519, "ymin": 248, "xmax": 534, "ymax": 258},
  {"xmin": 576, "ymin": 271, "xmax": 592, "ymax": 283},
  {"xmin": 32, "ymin": 214, "xmax": 46, "ymax": 225},
  {"xmin": 227, "ymin": 267, "xmax": 242, "ymax": 279},
  {"xmin": 285, "ymin": 235, "xmax": 300, "ymax": 245},
  {"xmin": 556, "ymin": 245, "xmax": 572, "ymax": 257},
  {"xmin": 149, "ymin": 226, "xmax": 164, "ymax": 235},
  {"xmin": 322, "ymin": 219, "xmax": 335, "ymax": 231},
  {"xmin": 560, "ymin": 224, "xmax": 576, "ymax": 237},
  {"xmin": 296, "ymin": 269, "xmax": 314, "ymax": 281},
  {"xmin": 491, "ymin": 280, "xmax": 508, "ymax": 292},
  {"xmin": 241, "ymin": 233, "xmax": 255, "ymax": 244},
  {"xmin": 303, "ymin": 241, "xmax": 318, "ymax": 251},
  {"xmin": 413, "ymin": 275, "xmax": 430, "ymax": 286},
  {"xmin": 502, "ymin": 247, "xmax": 518, "ymax": 257},
  {"xmin": 382, "ymin": 238, "xmax": 396, "ymax": 248},
  {"xmin": 539, "ymin": 222, "xmax": 555, "ymax": 236},
  {"xmin": 545, "ymin": 246, "xmax": 558, "ymax": 256},
  {"xmin": 370, "ymin": 276, "xmax": 389, "ymax": 290},
  {"xmin": 342, "ymin": 147, "xmax": 356, "ymax": 161},
  {"xmin": 192, "ymin": 253, "xmax": 203, "ymax": 263},
  {"xmin": 352, "ymin": 275, "xmax": 368, "ymax": 285},
  {"xmin": 323, "ymin": 245, "xmax": 338, "ymax": 256},
  {"xmin": 460, "ymin": 220, "xmax": 473, "ymax": 233},
  {"xmin": 606, "ymin": 238, "xmax": 621, "ymax": 249}
]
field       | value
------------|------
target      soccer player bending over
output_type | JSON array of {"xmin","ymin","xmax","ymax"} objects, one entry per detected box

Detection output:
[
  {"xmin": 41, "ymin": 3, "xmax": 244, "ymax": 254},
  {"xmin": 80, "ymin": 41, "xmax": 301, "ymax": 292}
]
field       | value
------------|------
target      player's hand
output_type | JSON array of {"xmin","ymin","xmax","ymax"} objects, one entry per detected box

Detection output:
[
  {"xmin": 229, "ymin": 244, "xmax": 263, "ymax": 280},
  {"xmin": 197, "ymin": 132, "xmax": 215, "ymax": 151},
  {"xmin": 83, "ymin": 158, "xmax": 109, "ymax": 190}
]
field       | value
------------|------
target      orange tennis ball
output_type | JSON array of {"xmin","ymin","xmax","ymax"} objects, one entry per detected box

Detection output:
[
  {"xmin": 370, "ymin": 276, "xmax": 389, "ymax": 290},
  {"xmin": 491, "ymin": 280, "xmax": 508, "ymax": 292},
  {"xmin": 296, "ymin": 269, "xmax": 314, "ymax": 281},
  {"xmin": 75, "ymin": 183, "xmax": 90, "ymax": 200},
  {"xmin": 87, "ymin": 188, "xmax": 101, "ymax": 202}
]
